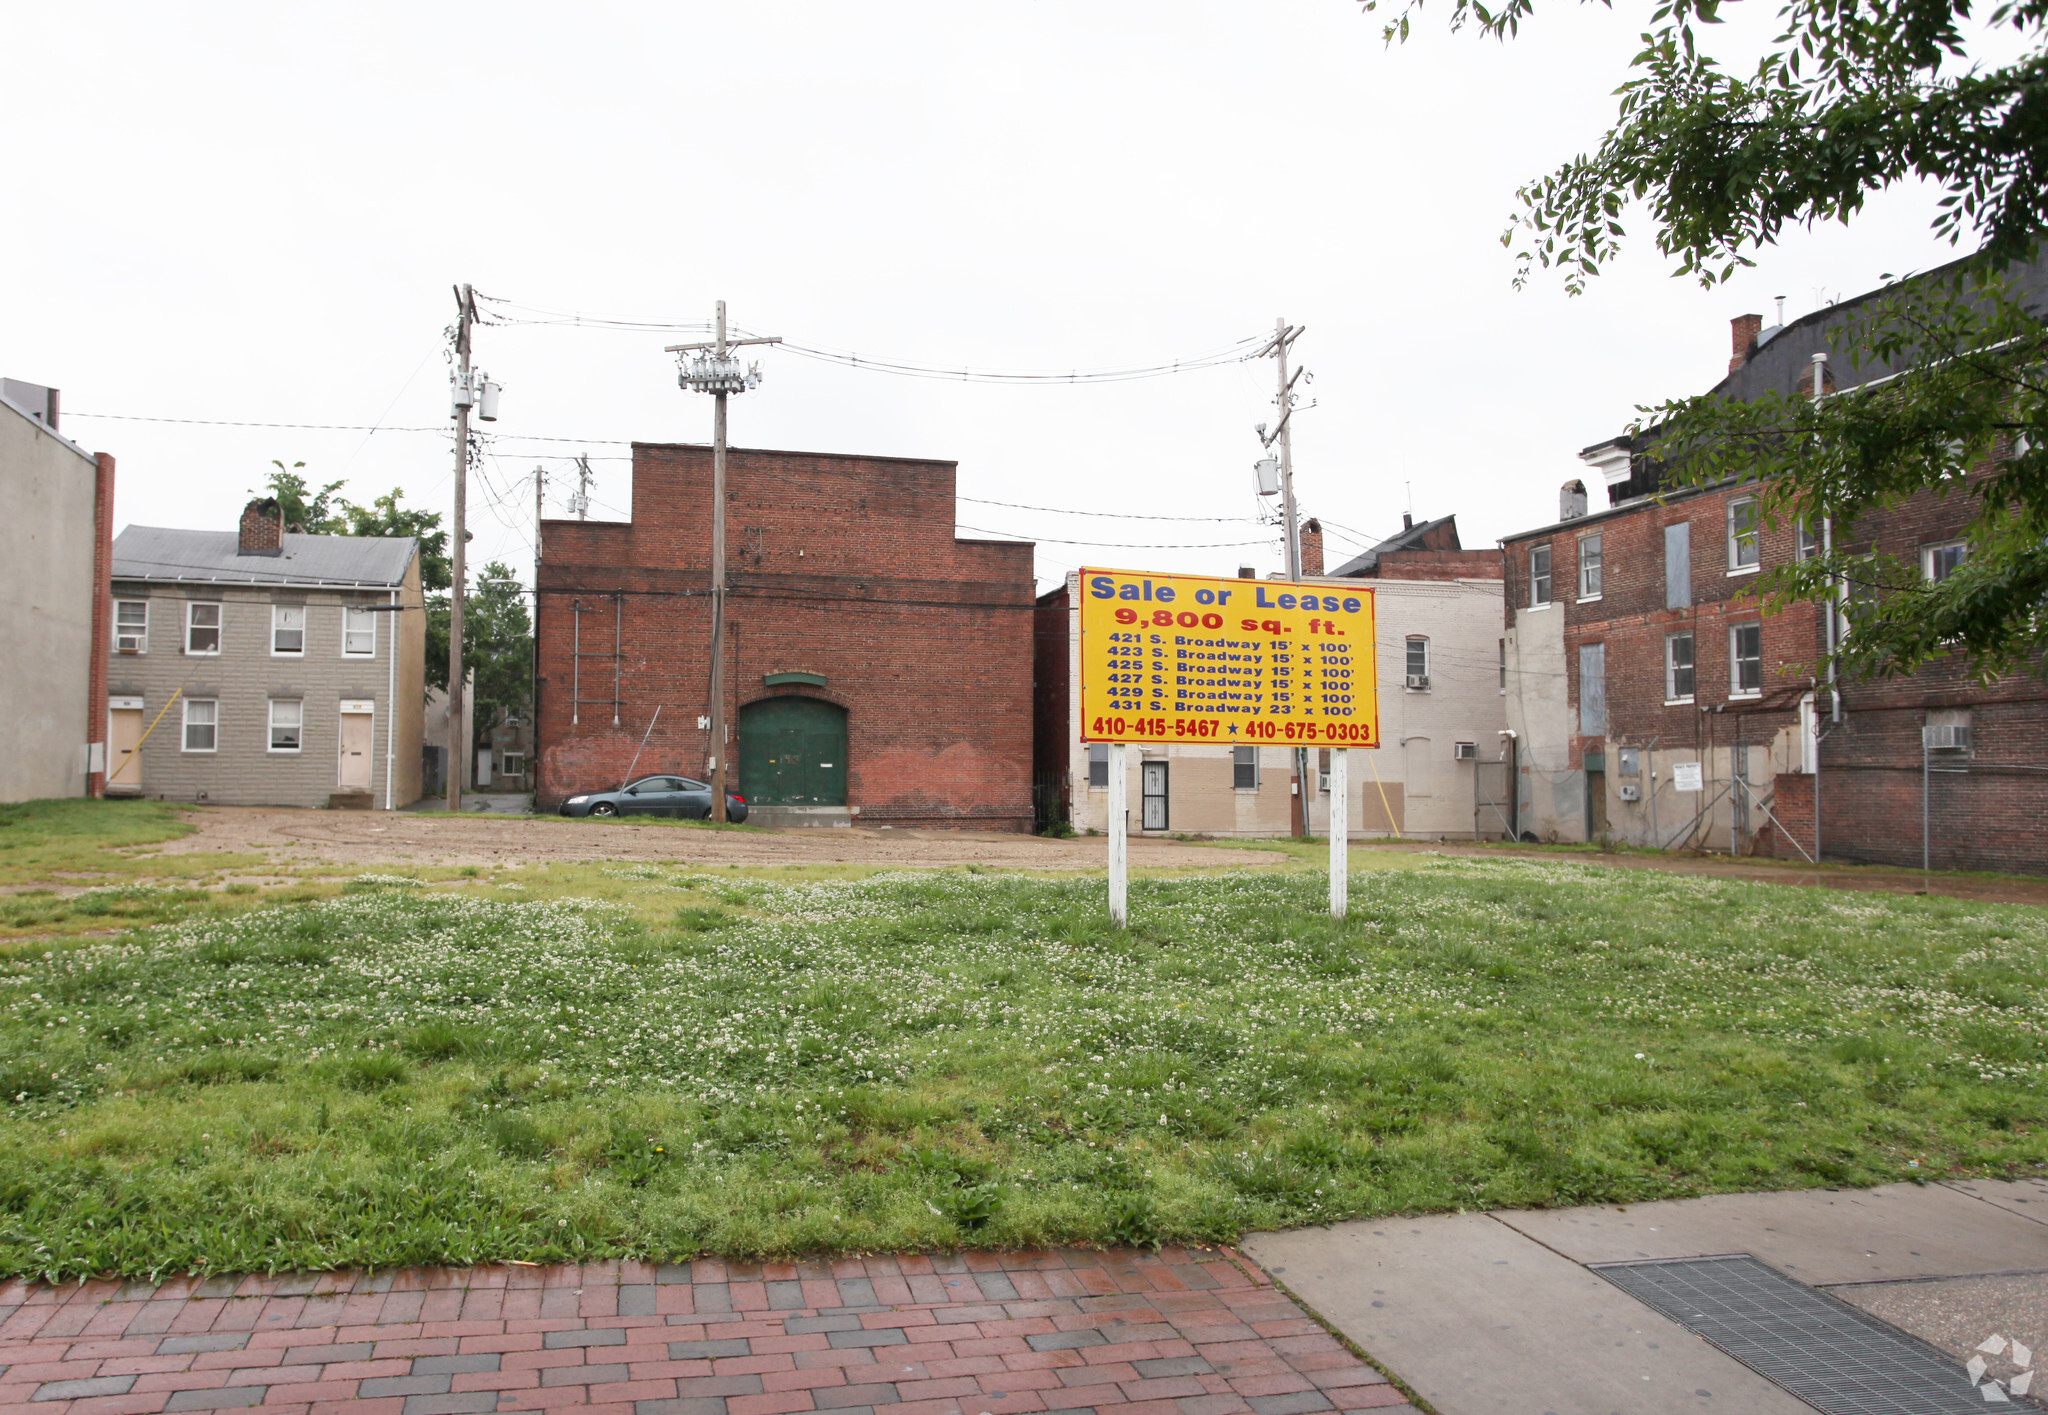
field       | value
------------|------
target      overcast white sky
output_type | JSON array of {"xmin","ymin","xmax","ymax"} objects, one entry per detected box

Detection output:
[{"xmin": 5, "ymin": 0, "xmax": 1976, "ymax": 591}]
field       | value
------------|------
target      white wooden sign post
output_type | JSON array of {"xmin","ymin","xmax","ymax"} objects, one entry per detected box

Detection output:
[
  {"xmin": 1328, "ymin": 747, "xmax": 1349, "ymax": 918},
  {"xmin": 1107, "ymin": 742, "xmax": 1129, "ymax": 926}
]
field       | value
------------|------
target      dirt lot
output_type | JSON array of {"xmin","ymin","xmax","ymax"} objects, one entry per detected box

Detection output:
[{"xmin": 140, "ymin": 806, "xmax": 1286, "ymax": 872}]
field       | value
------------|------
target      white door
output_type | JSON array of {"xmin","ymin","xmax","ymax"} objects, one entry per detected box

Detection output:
[
  {"xmin": 338, "ymin": 711, "xmax": 374, "ymax": 790},
  {"xmin": 1141, "ymin": 761, "xmax": 1169, "ymax": 830},
  {"xmin": 107, "ymin": 706, "xmax": 144, "ymax": 795}
]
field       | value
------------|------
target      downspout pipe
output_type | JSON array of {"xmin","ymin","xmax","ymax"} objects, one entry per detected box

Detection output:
[
  {"xmin": 384, "ymin": 586, "xmax": 397, "ymax": 811},
  {"xmin": 1813, "ymin": 349, "xmax": 1845, "ymax": 725}
]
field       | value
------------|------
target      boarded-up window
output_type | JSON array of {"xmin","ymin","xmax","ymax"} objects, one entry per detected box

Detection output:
[
  {"xmin": 1664, "ymin": 523, "xmax": 1692, "ymax": 609},
  {"xmin": 1578, "ymin": 643, "xmax": 1607, "ymax": 735}
]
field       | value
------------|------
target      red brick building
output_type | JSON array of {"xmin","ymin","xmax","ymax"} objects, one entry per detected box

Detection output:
[
  {"xmin": 534, "ymin": 443, "xmax": 1036, "ymax": 829},
  {"xmin": 1502, "ymin": 258, "xmax": 2048, "ymax": 872}
]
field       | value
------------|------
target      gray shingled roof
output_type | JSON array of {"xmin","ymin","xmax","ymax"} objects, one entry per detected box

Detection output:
[{"xmin": 113, "ymin": 527, "xmax": 417, "ymax": 587}]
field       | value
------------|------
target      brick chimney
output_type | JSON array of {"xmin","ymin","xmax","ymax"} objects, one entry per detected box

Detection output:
[
  {"xmin": 1301, "ymin": 518, "xmax": 1324, "ymax": 577},
  {"xmin": 1730, "ymin": 313, "xmax": 1763, "ymax": 372},
  {"xmin": 238, "ymin": 498, "xmax": 285, "ymax": 556}
]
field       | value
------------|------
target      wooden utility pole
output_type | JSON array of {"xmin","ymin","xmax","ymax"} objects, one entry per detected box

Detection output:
[
  {"xmin": 446, "ymin": 284, "xmax": 475, "ymax": 814},
  {"xmin": 666, "ymin": 303, "xmax": 780, "ymax": 822},
  {"xmin": 1259, "ymin": 317, "xmax": 1310, "ymax": 838}
]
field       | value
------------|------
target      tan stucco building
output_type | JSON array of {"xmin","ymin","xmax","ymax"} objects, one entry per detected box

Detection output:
[
  {"xmin": 105, "ymin": 501, "xmax": 426, "ymax": 809},
  {"xmin": 0, "ymin": 381, "xmax": 114, "ymax": 804}
]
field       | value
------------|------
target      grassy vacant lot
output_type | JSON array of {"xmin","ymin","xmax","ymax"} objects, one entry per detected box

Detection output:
[
  {"xmin": 0, "ymin": 855, "xmax": 2040, "ymax": 1278},
  {"xmin": 0, "ymin": 799, "xmax": 335, "ymax": 940}
]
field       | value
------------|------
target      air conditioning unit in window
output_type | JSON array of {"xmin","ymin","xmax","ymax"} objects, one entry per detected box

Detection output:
[
  {"xmin": 115, "ymin": 635, "xmax": 142, "ymax": 654},
  {"xmin": 1454, "ymin": 742, "xmax": 1478, "ymax": 760},
  {"xmin": 1923, "ymin": 724, "xmax": 1971, "ymax": 750},
  {"xmin": 1405, "ymin": 674, "xmax": 1430, "ymax": 690}
]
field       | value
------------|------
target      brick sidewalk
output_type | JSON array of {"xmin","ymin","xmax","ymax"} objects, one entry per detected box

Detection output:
[{"xmin": 0, "ymin": 1248, "xmax": 1418, "ymax": 1415}]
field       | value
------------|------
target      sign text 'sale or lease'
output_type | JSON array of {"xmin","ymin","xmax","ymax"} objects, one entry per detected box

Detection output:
[{"xmin": 1078, "ymin": 567, "xmax": 1380, "ymax": 746}]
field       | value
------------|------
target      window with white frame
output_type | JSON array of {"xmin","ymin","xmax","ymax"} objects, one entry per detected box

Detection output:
[
  {"xmin": 1498, "ymin": 637, "xmax": 1507, "ymax": 694},
  {"xmin": 1727, "ymin": 497, "xmax": 1760, "ymax": 571},
  {"xmin": 342, "ymin": 605, "xmax": 377, "ymax": 656},
  {"xmin": 1665, "ymin": 632, "xmax": 1696, "ymax": 703},
  {"xmin": 1922, "ymin": 540, "xmax": 1967, "ymax": 582},
  {"xmin": 1405, "ymin": 637, "xmax": 1430, "ymax": 688},
  {"xmin": 502, "ymin": 751, "xmax": 526, "ymax": 779},
  {"xmin": 272, "ymin": 604, "xmax": 306, "ymax": 655},
  {"xmin": 1529, "ymin": 544, "xmax": 1552, "ymax": 606},
  {"xmin": 114, "ymin": 600, "xmax": 148, "ymax": 653},
  {"xmin": 1577, "ymin": 532, "xmax": 1603, "ymax": 599},
  {"xmin": 1233, "ymin": 744, "xmax": 1259, "ymax": 789},
  {"xmin": 1088, "ymin": 743, "xmax": 1109, "ymax": 788},
  {"xmin": 185, "ymin": 602, "xmax": 221, "ymax": 655},
  {"xmin": 182, "ymin": 699, "xmax": 218, "ymax": 752},
  {"xmin": 1796, "ymin": 519, "xmax": 1820, "ymax": 561},
  {"xmin": 1730, "ymin": 622, "xmax": 1762, "ymax": 696},
  {"xmin": 269, "ymin": 699, "xmax": 303, "ymax": 751}
]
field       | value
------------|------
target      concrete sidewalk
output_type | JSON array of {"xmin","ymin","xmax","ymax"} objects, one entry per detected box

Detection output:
[{"xmin": 1246, "ymin": 1178, "xmax": 2048, "ymax": 1414}]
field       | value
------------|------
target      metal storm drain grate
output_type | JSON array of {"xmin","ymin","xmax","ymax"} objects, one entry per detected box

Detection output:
[{"xmin": 1592, "ymin": 1254, "xmax": 2026, "ymax": 1413}]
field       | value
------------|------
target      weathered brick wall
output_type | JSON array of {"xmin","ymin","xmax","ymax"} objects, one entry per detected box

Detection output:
[
  {"xmin": 1373, "ymin": 550, "xmax": 1503, "ymax": 582},
  {"xmin": 1816, "ymin": 699, "xmax": 2048, "ymax": 872},
  {"xmin": 1504, "ymin": 464, "xmax": 2047, "ymax": 871},
  {"xmin": 534, "ymin": 444, "xmax": 1037, "ymax": 829},
  {"xmin": 1032, "ymin": 585, "xmax": 1073, "ymax": 828},
  {"xmin": 1507, "ymin": 482, "xmax": 1823, "ymax": 770},
  {"xmin": 1756, "ymin": 771, "xmax": 1816, "ymax": 861}
]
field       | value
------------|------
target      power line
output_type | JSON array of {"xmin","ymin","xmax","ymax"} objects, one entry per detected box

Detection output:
[
  {"xmin": 63, "ymin": 413, "xmax": 452, "ymax": 432},
  {"xmin": 474, "ymin": 292, "xmax": 1265, "ymax": 385},
  {"xmin": 954, "ymin": 523, "xmax": 1274, "ymax": 549},
  {"xmin": 958, "ymin": 495, "xmax": 1259, "ymax": 523},
  {"xmin": 64, "ymin": 407, "xmax": 1308, "ymax": 550}
]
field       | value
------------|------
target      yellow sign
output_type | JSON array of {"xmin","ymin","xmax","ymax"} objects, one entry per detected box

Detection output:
[{"xmin": 1078, "ymin": 566, "xmax": 1379, "ymax": 746}]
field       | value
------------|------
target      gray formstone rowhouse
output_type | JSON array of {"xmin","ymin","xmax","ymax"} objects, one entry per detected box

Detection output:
[{"xmin": 107, "ymin": 500, "xmax": 427, "ymax": 809}]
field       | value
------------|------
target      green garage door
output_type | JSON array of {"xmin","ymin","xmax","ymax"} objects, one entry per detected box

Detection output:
[{"xmin": 738, "ymin": 696, "xmax": 848, "ymax": 806}]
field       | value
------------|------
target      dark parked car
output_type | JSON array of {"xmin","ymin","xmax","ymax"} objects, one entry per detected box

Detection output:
[{"xmin": 559, "ymin": 776, "xmax": 748, "ymax": 822}]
